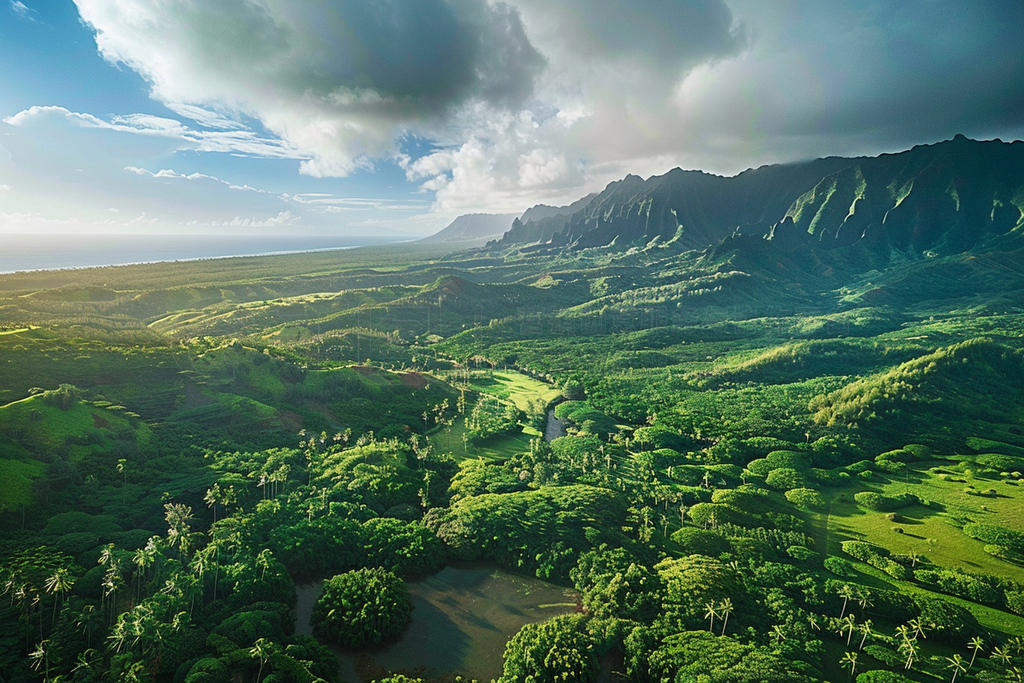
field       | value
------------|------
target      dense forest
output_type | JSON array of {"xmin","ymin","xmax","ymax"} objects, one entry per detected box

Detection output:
[{"xmin": 3, "ymin": 139, "xmax": 1024, "ymax": 683}]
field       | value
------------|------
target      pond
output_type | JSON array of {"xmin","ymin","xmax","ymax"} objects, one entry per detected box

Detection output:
[{"xmin": 296, "ymin": 563, "xmax": 580, "ymax": 682}]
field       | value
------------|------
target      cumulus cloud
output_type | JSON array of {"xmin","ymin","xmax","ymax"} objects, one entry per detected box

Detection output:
[{"xmin": 74, "ymin": 0, "xmax": 546, "ymax": 177}]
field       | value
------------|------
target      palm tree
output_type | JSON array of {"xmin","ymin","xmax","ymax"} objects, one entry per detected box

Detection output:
[
  {"xmin": 841, "ymin": 651, "xmax": 858, "ymax": 680},
  {"xmin": 855, "ymin": 588, "xmax": 873, "ymax": 615},
  {"xmin": 204, "ymin": 484, "xmax": 222, "ymax": 524},
  {"xmin": 992, "ymin": 645, "xmax": 1013, "ymax": 666},
  {"xmin": 256, "ymin": 549, "xmax": 274, "ymax": 580},
  {"xmin": 29, "ymin": 640, "xmax": 50, "ymax": 682},
  {"xmin": 704, "ymin": 601, "xmax": 720, "ymax": 633},
  {"xmin": 837, "ymin": 584, "xmax": 855, "ymax": 617},
  {"xmin": 908, "ymin": 617, "xmax": 927, "ymax": 641},
  {"xmin": 72, "ymin": 648, "xmax": 97, "ymax": 678},
  {"xmin": 807, "ymin": 613, "xmax": 821, "ymax": 632},
  {"xmin": 857, "ymin": 620, "xmax": 873, "ymax": 651},
  {"xmin": 837, "ymin": 614, "xmax": 857, "ymax": 646},
  {"xmin": 718, "ymin": 598, "xmax": 733, "ymax": 636},
  {"xmin": 43, "ymin": 568, "xmax": 73, "ymax": 624},
  {"xmin": 946, "ymin": 654, "xmax": 967, "ymax": 683},
  {"xmin": 770, "ymin": 624, "xmax": 787, "ymax": 645},
  {"xmin": 250, "ymin": 637, "xmax": 274, "ymax": 682},
  {"xmin": 968, "ymin": 636, "xmax": 985, "ymax": 668},
  {"xmin": 895, "ymin": 624, "xmax": 912, "ymax": 646},
  {"xmin": 899, "ymin": 638, "xmax": 919, "ymax": 671}
]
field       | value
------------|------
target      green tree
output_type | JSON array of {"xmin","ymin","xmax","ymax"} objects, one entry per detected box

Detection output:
[
  {"xmin": 500, "ymin": 614, "xmax": 598, "ymax": 683},
  {"xmin": 312, "ymin": 568, "xmax": 411, "ymax": 648}
]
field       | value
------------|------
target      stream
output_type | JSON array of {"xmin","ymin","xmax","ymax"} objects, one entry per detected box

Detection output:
[{"xmin": 544, "ymin": 408, "xmax": 566, "ymax": 441}]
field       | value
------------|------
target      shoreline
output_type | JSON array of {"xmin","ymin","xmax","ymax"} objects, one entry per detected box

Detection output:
[{"xmin": 0, "ymin": 234, "xmax": 416, "ymax": 275}]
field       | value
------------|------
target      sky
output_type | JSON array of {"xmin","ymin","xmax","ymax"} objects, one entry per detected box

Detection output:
[{"xmin": 1, "ymin": 0, "xmax": 1023, "ymax": 238}]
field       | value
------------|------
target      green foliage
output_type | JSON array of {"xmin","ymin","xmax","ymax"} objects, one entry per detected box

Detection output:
[
  {"xmin": 916, "ymin": 597, "xmax": 981, "ymax": 642},
  {"xmin": 963, "ymin": 523, "xmax": 1024, "ymax": 555},
  {"xmin": 785, "ymin": 487, "xmax": 825, "ymax": 509},
  {"xmin": 571, "ymin": 546, "xmax": 662, "ymax": 622},
  {"xmin": 810, "ymin": 338, "xmax": 1024, "ymax": 446},
  {"xmin": 914, "ymin": 568, "xmax": 1001, "ymax": 604},
  {"xmin": 670, "ymin": 527, "xmax": 730, "ymax": 558},
  {"xmin": 824, "ymin": 556, "xmax": 856, "ymax": 577},
  {"xmin": 854, "ymin": 491, "xmax": 918, "ymax": 512},
  {"xmin": 627, "ymin": 629, "xmax": 816, "ymax": 683},
  {"xmin": 840, "ymin": 541, "xmax": 910, "ymax": 579},
  {"xmin": 465, "ymin": 394, "xmax": 523, "ymax": 443},
  {"xmin": 856, "ymin": 669, "xmax": 914, "ymax": 683},
  {"xmin": 362, "ymin": 518, "xmax": 445, "ymax": 577},
  {"xmin": 427, "ymin": 484, "xmax": 625, "ymax": 580},
  {"xmin": 311, "ymin": 568, "xmax": 411, "ymax": 648},
  {"xmin": 765, "ymin": 467, "xmax": 807, "ymax": 490},
  {"xmin": 656, "ymin": 556, "xmax": 750, "ymax": 633},
  {"xmin": 500, "ymin": 614, "xmax": 598, "ymax": 683}
]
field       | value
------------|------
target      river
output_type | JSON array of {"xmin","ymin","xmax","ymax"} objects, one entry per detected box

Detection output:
[{"xmin": 545, "ymin": 408, "xmax": 566, "ymax": 441}]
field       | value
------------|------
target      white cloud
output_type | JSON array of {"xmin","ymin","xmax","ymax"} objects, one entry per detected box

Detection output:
[
  {"xmin": 73, "ymin": 0, "xmax": 547, "ymax": 177},
  {"xmin": 5, "ymin": 105, "xmax": 303, "ymax": 161},
  {"xmin": 10, "ymin": 1, "xmax": 34, "ymax": 20},
  {"xmin": 68, "ymin": 0, "xmax": 745, "ymax": 213}
]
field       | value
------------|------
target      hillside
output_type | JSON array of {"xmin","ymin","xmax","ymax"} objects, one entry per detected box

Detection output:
[
  {"xmin": 498, "ymin": 136, "xmax": 1024, "ymax": 256},
  {"xmin": 420, "ymin": 213, "xmax": 518, "ymax": 244}
]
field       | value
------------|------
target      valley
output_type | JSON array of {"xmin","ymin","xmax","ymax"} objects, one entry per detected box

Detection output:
[{"xmin": 2, "ymin": 137, "xmax": 1024, "ymax": 683}]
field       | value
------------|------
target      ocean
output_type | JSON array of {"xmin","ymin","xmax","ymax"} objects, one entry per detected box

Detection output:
[{"xmin": 0, "ymin": 234, "xmax": 403, "ymax": 274}]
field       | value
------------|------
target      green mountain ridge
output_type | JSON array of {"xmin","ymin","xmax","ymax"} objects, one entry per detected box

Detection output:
[{"xmin": 498, "ymin": 136, "xmax": 1024, "ymax": 259}]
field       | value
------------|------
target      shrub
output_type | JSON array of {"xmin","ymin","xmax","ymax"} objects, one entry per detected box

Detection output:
[
  {"xmin": 840, "ymin": 541, "xmax": 910, "ymax": 579},
  {"xmin": 786, "ymin": 545, "xmax": 816, "ymax": 561},
  {"xmin": 670, "ymin": 527, "xmax": 730, "ymax": 558},
  {"xmin": 862, "ymin": 645, "xmax": 903, "ymax": 669},
  {"xmin": 824, "ymin": 556, "xmax": 855, "ymax": 577},
  {"xmin": 857, "ymin": 670, "xmax": 914, "ymax": 683},
  {"xmin": 765, "ymin": 467, "xmax": 806, "ymax": 490},
  {"xmin": 311, "ymin": 568, "xmax": 411, "ymax": 648},
  {"xmin": 785, "ymin": 488, "xmax": 825, "ymax": 509},
  {"xmin": 963, "ymin": 523, "xmax": 1024, "ymax": 554},
  {"xmin": 1006, "ymin": 591, "xmax": 1024, "ymax": 615},
  {"xmin": 916, "ymin": 597, "xmax": 981, "ymax": 642},
  {"xmin": 854, "ymin": 492, "xmax": 917, "ymax": 512},
  {"xmin": 913, "ymin": 568, "xmax": 1001, "ymax": 604}
]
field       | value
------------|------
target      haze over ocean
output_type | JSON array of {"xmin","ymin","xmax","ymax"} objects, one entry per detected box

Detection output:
[{"xmin": 0, "ymin": 234, "xmax": 401, "ymax": 273}]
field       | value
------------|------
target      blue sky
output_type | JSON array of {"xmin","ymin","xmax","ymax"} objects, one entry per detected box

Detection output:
[{"xmin": 2, "ymin": 0, "xmax": 1023, "ymax": 237}]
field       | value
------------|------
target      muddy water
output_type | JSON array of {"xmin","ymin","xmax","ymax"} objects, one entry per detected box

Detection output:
[{"xmin": 296, "ymin": 564, "xmax": 579, "ymax": 682}]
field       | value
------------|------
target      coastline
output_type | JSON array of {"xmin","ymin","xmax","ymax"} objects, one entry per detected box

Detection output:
[{"xmin": 0, "ymin": 234, "xmax": 412, "ymax": 275}]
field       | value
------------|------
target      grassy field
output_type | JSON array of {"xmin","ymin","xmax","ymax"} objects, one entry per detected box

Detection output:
[
  {"xmin": 0, "ymin": 457, "xmax": 45, "ymax": 511},
  {"xmin": 464, "ymin": 370, "xmax": 562, "ymax": 412},
  {"xmin": 426, "ymin": 369, "xmax": 556, "ymax": 462},
  {"xmin": 825, "ymin": 462, "xmax": 1024, "ymax": 584},
  {"xmin": 819, "ymin": 457, "xmax": 1024, "ymax": 636},
  {"xmin": 429, "ymin": 414, "xmax": 538, "ymax": 462}
]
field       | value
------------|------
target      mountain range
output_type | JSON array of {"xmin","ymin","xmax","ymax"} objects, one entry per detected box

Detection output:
[{"xmin": 428, "ymin": 136, "xmax": 1024, "ymax": 258}]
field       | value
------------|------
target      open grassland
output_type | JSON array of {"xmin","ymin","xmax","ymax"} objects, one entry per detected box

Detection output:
[
  {"xmin": 429, "ymin": 413, "xmax": 538, "ymax": 462},
  {"xmin": 0, "ymin": 457, "xmax": 45, "ymax": 511},
  {"xmin": 465, "ymin": 370, "xmax": 563, "ymax": 412},
  {"xmin": 827, "ymin": 462, "xmax": 1024, "ymax": 583}
]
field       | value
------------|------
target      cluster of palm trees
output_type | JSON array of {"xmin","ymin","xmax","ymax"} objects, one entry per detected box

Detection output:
[{"xmin": 703, "ymin": 597, "xmax": 734, "ymax": 636}]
